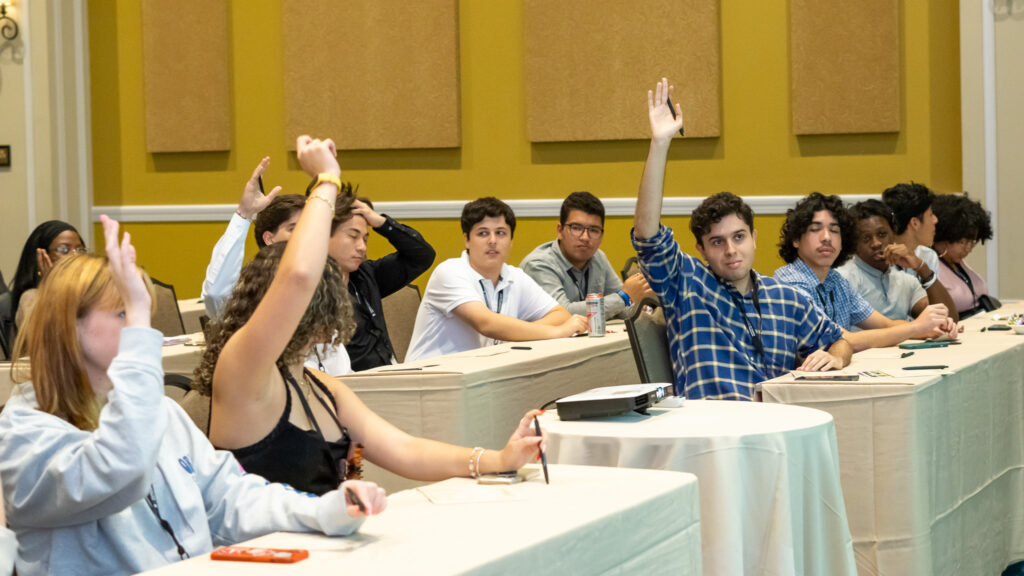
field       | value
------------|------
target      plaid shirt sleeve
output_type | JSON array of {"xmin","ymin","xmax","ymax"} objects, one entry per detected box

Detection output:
[{"xmin": 791, "ymin": 288, "xmax": 846, "ymax": 356}]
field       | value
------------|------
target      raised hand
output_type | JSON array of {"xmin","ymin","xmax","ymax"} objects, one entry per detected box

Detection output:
[
  {"xmin": 296, "ymin": 135, "xmax": 341, "ymax": 178},
  {"xmin": 496, "ymin": 409, "xmax": 547, "ymax": 472},
  {"xmin": 648, "ymin": 77, "xmax": 683, "ymax": 144},
  {"xmin": 341, "ymin": 480, "xmax": 387, "ymax": 517},
  {"xmin": 351, "ymin": 198, "xmax": 386, "ymax": 228},
  {"xmin": 237, "ymin": 157, "xmax": 282, "ymax": 220},
  {"xmin": 100, "ymin": 215, "xmax": 151, "ymax": 328}
]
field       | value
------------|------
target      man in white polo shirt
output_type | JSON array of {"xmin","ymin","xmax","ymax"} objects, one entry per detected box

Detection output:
[{"xmin": 407, "ymin": 197, "xmax": 588, "ymax": 361}]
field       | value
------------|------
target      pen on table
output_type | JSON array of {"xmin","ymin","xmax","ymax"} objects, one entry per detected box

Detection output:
[
  {"xmin": 900, "ymin": 351, "xmax": 915, "ymax": 359},
  {"xmin": 904, "ymin": 365, "xmax": 948, "ymax": 370},
  {"xmin": 533, "ymin": 416, "xmax": 549, "ymax": 485}
]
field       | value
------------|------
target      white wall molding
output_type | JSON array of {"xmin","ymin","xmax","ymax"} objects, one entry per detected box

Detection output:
[{"xmin": 92, "ymin": 194, "xmax": 882, "ymax": 223}]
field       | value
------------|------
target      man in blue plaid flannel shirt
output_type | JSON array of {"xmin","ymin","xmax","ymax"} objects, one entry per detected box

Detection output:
[
  {"xmin": 773, "ymin": 193, "xmax": 957, "ymax": 351},
  {"xmin": 631, "ymin": 78, "xmax": 852, "ymax": 401}
]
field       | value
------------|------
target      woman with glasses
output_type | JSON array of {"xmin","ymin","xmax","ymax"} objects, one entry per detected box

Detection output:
[
  {"xmin": 932, "ymin": 194, "xmax": 995, "ymax": 316},
  {"xmin": 9, "ymin": 220, "xmax": 87, "ymax": 329}
]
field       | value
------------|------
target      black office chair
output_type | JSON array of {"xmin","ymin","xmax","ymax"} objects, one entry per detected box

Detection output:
[
  {"xmin": 150, "ymin": 277, "xmax": 186, "ymax": 337},
  {"xmin": 624, "ymin": 297, "xmax": 674, "ymax": 385},
  {"xmin": 0, "ymin": 292, "xmax": 13, "ymax": 360},
  {"xmin": 620, "ymin": 256, "xmax": 640, "ymax": 282}
]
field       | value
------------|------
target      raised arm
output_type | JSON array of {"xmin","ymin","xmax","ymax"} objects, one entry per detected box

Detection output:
[
  {"xmin": 355, "ymin": 200, "xmax": 436, "ymax": 297},
  {"xmin": 212, "ymin": 138, "xmax": 341, "ymax": 405},
  {"xmin": 635, "ymin": 78, "xmax": 683, "ymax": 240},
  {"xmin": 452, "ymin": 302, "xmax": 586, "ymax": 342},
  {"xmin": 202, "ymin": 157, "xmax": 282, "ymax": 319}
]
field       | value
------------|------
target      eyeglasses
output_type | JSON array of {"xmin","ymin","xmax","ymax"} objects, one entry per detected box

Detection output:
[
  {"xmin": 566, "ymin": 223, "xmax": 604, "ymax": 238},
  {"xmin": 51, "ymin": 245, "xmax": 87, "ymax": 256}
]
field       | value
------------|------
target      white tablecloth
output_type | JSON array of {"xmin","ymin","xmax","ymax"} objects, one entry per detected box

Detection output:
[
  {"xmin": 541, "ymin": 400, "xmax": 856, "ymax": 576},
  {"xmin": 342, "ymin": 326, "xmax": 639, "ymax": 492},
  {"xmin": 142, "ymin": 464, "xmax": 702, "ymax": 576},
  {"xmin": 177, "ymin": 297, "xmax": 206, "ymax": 335},
  {"xmin": 162, "ymin": 332, "xmax": 205, "ymax": 378},
  {"xmin": 761, "ymin": 303, "xmax": 1024, "ymax": 575}
]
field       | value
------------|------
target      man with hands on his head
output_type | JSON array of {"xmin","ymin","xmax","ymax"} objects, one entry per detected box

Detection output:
[
  {"xmin": 632, "ymin": 78, "xmax": 851, "ymax": 401},
  {"xmin": 521, "ymin": 191, "xmax": 654, "ymax": 319},
  {"xmin": 330, "ymin": 194, "xmax": 436, "ymax": 371},
  {"xmin": 407, "ymin": 197, "xmax": 588, "ymax": 361}
]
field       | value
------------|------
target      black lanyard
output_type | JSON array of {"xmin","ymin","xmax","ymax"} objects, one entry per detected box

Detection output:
[
  {"xmin": 351, "ymin": 285, "xmax": 376, "ymax": 319},
  {"xmin": 724, "ymin": 271, "xmax": 765, "ymax": 359},
  {"xmin": 569, "ymin": 267, "xmax": 590, "ymax": 301},
  {"xmin": 146, "ymin": 486, "xmax": 190, "ymax": 560},
  {"xmin": 941, "ymin": 259, "xmax": 976, "ymax": 299},
  {"xmin": 479, "ymin": 280, "xmax": 504, "ymax": 314}
]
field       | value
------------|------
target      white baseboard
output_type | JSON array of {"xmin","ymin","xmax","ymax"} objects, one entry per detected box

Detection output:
[{"xmin": 91, "ymin": 194, "xmax": 882, "ymax": 223}]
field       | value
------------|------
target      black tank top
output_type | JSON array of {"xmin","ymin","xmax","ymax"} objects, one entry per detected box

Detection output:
[{"xmin": 229, "ymin": 365, "xmax": 352, "ymax": 496}]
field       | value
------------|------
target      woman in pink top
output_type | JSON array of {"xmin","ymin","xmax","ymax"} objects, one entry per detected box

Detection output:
[{"xmin": 932, "ymin": 194, "xmax": 994, "ymax": 316}]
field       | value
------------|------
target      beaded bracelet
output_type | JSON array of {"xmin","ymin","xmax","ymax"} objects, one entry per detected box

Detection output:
[
  {"xmin": 307, "ymin": 193, "xmax": 336, "ymax": 210},
  {"xmin": 468, "ymin": 446, "xmax": 485, "ymax": 478}
]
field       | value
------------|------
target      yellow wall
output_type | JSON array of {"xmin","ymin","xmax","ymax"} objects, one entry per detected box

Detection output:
[{"xmin": 88, "ymin": 0, "xmax": 961, "ymax": 298}]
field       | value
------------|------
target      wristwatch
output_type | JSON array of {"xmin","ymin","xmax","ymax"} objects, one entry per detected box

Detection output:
[{"xmin": 305, "ymin": 172, "xmax": 342, "ymax": 196}]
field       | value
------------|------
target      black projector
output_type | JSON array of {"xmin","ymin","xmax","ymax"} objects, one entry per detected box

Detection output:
[{"xmin": 555, "ymin": 384, "xmax": 670, "ymax": 420}]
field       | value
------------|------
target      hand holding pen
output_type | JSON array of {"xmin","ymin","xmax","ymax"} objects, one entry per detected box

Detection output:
[{"xmin": 495, "ymin": 409, "xmax": 548, "ymax": 480}]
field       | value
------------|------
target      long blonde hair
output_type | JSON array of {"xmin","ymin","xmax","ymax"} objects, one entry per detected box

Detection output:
[{"xmin": 12, "ymin": 254, "xmax": 126, "ymax": 431}]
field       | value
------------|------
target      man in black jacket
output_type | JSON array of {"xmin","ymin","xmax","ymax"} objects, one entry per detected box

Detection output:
[{"xmin": 330, "ymin": 197, "xmax": 436, "ymax": 371}]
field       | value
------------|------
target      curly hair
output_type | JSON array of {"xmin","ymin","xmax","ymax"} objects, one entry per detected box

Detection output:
[
  {"xmin": 849, "ymin": 199, "xmax": 896, "ymax": 230},
  {"xmin": 192, "ymin": 243, "xmax": 355, "ymax": 395},
  {"xmin": 690, "ymin": 192, "xmax": 754, "ymax": 246},
  {"xmin": 882, "ymin": 182, "xmax": 935, "ymax": 235},
  {"xmin": 932, "ymin": 193, "xmax": 993, "ymax": 245},
  {"xmin": 778, "ymin": 192, "xmax": 856, "ymax": 268}
]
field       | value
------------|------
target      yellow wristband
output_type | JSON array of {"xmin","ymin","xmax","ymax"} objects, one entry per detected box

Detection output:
[{"xmin": 305, "ymin": 172, "xmax": 342, "ymax": 196}]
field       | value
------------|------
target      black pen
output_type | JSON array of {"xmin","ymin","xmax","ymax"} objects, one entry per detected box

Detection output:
[
  {"xmin": 665, "ymin": 95, "xmax": 686, "ymax": 136},
  {"xmin": 345, "ymin": 486, "xmax": 367, "ymax": 514},
  {"xmin": 257, "ymin": 174, "xmax": 265, "ymax": 195},
  {"xmin": 900, "ymin": 351, "xmax": 915, "ymax": 359},
  {"xmin": 905, "ymin": 365, "xmax": 948, "ymax": 370},
  {"xmin": 533, "ymin": 416, "xmax": 549, "ymax": 485}
]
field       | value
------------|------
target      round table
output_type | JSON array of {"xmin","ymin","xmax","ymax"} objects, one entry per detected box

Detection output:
[{"xmin": 540, "ymin": 399, "xmax": 856, "ymax": 576}]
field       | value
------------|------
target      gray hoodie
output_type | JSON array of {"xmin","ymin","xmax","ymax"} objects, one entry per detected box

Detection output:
[{"xmin": 0, "ymin": 327, "xmax": 364, "ymax": 575}]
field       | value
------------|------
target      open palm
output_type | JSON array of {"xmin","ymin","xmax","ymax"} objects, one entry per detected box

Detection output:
[{"xmin": 648, "ymin": 77, "xmax": 683, "ymax": 143}]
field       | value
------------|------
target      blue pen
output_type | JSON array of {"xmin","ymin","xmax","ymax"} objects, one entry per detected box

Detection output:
[{"xmin": 533, "ymin": 416, "xmax": 549, "ymax": 485}]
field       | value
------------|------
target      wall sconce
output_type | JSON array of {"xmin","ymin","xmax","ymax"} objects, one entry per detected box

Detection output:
[{"xmin": 0, "ymin": 0, "xmax": 19, "ymax": 41}]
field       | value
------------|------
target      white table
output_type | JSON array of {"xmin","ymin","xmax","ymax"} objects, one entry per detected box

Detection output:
[
  {"xmin": 761, "ymin": 303, "xmax": 1024, "ymax": 575},
  {"xmin": 162, "ymin": 332, "xmax": 205, "ymax": 378},
  {"xmin": 142, "ymin": 464, "xmax": 702, "ymax": 575},
  {"xmin": 541, "ymin": 400, "xmax": 856, "ymax": 576},
  {"xmin": 177, "ymin": 297, "xmax": 206, "ymax": 335},
  {"xmin": 343, "ymin": 326, "xmax": 639, "ymax": 492}
]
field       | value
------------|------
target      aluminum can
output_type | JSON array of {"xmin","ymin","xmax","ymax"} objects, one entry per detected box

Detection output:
[{"xmin": 586, "ymin": 293, "xmax": 605, "ymax": 337}]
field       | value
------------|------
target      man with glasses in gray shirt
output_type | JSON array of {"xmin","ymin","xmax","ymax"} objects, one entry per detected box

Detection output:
[{"xmin": 522, "ymin": 191, "xmax": 653, "ymax": 320}]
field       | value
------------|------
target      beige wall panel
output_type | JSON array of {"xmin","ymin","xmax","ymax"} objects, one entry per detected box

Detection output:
[
  {"xmin": 523, "ymin": 0, "xmax": 721, "ymax": 141},
  {"xmin": 790, "ymin": 0, "xmax": 900, "ymax": 135},
  {"xmin": 142, "ymin": 0, "xmax": 231, "ymax": 152},
  {"xmin": 282, "ymin": 0, "xmax": 460, "ymax": 150}
]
